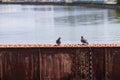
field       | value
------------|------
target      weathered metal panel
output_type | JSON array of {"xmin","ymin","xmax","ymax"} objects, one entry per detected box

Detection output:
[
  {"xmin": 0, "ymin": 48, "xmax": 91, "ymax": 80},
  {"xmin": 105, "ymin": 48, "xmax": 120, "ymax": 80},
  {"xmin": 92, "ymin": 48, "xmax": 105, "ymax": 80},
  {"xmin": 0, "ymin": 48, "xmax": 39, "ymax": 80},
  {"xmin": 0, "ymin": 46, "xmax": 120, "ymax": 80},
  {"xmin": 39, "ymin": 48, "xmax": 75, "ymax": 80}
]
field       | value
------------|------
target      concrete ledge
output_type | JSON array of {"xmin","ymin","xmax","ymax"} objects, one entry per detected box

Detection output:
[{"xmin": 0, "ymin": 44, "xmax": 120, "ymax": 48}]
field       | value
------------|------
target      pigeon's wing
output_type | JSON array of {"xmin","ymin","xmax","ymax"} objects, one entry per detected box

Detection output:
[
  {"xmin": 56, "ymin": 39, "xmax": 58, "ymax": 44},
  {"xmin": 81, "ymin": 38, "xmax": 87, "ymax": 43},
  {"xmin": 84, "ymin": 38, "xmax": 87, "ymax": 42},
  {"xmin": 84, "ymin": 38, "xmax": 89, "ymax": 44}
]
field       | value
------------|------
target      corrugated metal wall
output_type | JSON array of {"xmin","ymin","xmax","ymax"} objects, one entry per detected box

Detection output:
[
  {"xmin": 0, "ymin": 48, "xmax": 39, "ymax": 80},
  {"xmin": 0, "ymin": 47, "xmax": 120, "ymax": 80}
]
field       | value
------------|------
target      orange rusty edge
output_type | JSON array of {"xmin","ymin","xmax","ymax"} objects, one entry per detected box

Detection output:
[{"xmin": 0, "ymin": 44, "xmax": 120, "ymax": 48}]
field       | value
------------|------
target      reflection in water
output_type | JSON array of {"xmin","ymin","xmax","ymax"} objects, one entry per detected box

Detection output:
[
  {"xmin": 0, "ymin": 5, "xmax": 120, "ymax": 44},
  {"xmin": 55, "ymin": 13, "xmax": 104, "ymax": 25},
  {"xmin": 108, "ymin": 10, "xmax": 120, "ymax": 23}
]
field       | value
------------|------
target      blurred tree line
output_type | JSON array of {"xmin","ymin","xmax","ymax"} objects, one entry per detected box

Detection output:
[{"xmin": 118, "ymin": 0, "xmax": 120, "ymax": 4}]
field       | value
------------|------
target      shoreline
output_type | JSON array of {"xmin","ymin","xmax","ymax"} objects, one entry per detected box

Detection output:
[{"xmin": 0, "ymin": 2, "xmax": 120, "ymax": 9}]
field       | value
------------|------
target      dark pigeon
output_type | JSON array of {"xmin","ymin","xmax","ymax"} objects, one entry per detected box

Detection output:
[
  {"xmin": 81, "ymin": 36, "xmax": 89, "ymax": 45},
  {"xmin": 56, "ymin": 37, "xmax": 61, "ymax": 45}
]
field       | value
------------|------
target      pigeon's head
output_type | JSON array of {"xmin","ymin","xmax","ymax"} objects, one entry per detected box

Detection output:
[
  {"xmin": 81, "ymin": 36, "xmax": 83, "ymax": 39},
  {"xmin": 58, "ymin": 37, "xmax": 61, "ymax": 40}
]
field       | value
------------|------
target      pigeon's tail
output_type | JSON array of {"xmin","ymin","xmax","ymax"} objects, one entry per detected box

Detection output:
[{"xmin": 86, "ymin": 42, "xmax": 89, "ymax": 44}]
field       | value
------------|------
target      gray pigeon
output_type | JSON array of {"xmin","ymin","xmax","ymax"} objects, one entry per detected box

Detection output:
[
  {"xmin": 81, "ymin": 36, "xmax": 88, "ymax": 45},
  {"xmin": 56, "ymin": 37, "xmax": 61, "ymax": 45}
]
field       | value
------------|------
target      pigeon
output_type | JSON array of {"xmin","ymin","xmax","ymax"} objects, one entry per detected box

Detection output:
[
  {"xmin": 81, "ymin": 36, "xmax": 89, "ymax": 45},
  {"xmin": 56, "ymin": 37, "xmax": 61, "ymax": 45}
]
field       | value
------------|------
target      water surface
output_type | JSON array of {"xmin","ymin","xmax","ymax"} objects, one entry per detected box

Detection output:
[{"xmin": 0, "ymin": 4, "xmax": 120, "ymax": 44}]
